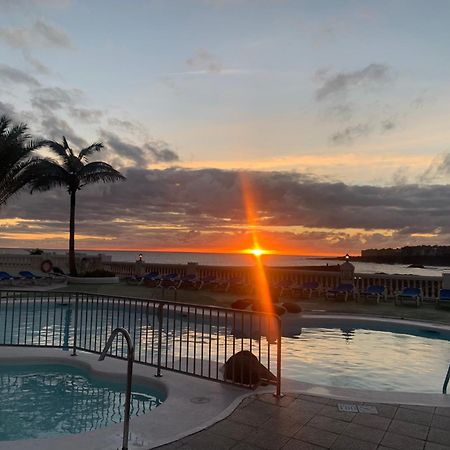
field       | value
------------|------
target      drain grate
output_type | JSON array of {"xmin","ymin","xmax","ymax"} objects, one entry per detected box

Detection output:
[{"xmin": 337, "ymin": 403, "xmax": 378, "ymax": 414}]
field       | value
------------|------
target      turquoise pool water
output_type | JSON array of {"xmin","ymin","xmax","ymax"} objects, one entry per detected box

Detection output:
[
  {"xmin": 0, "ymin": 363, "xmax": 165, "ymax": 441},
  {"xmin": 282, "ymin": 325, "xmax": 450, "ymax": 393}
]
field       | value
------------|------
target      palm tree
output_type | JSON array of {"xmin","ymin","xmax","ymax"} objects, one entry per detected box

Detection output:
[
  {"xmin": 30, "ymin": 137, "xmax": 125, "ymax": 276},
  {"xmin": 0, "ymin": 115, "xmax": 43, "ymax": 205}
]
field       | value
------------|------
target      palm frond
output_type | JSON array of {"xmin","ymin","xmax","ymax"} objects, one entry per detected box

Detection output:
[
  {"xmin": 78, "ymin": 161, "xmax": 125, "ymax": 185},
  {"xmin": 78, "ymin": 142, "xmax": 104, "ymax": 161},
  {"xmin": 41, "ymin": 140, "xmax": 70, "ymax": 160}
]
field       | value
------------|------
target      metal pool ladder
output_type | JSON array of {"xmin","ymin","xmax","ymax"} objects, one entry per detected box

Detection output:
[
  {"xmin": 443, "ymin": 364, "xmax": 450, "ymax": 394},
  {"xmin": 99, "ymin": 327, "xmax": 135, "ymax": 450}
]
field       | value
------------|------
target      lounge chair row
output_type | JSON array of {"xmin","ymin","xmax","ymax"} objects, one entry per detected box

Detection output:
[{"xmin": 0, "ymin": 270, "xmax": 59, "ymax": 286}]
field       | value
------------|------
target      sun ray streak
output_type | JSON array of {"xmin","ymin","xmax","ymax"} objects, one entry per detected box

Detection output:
[{"xmin": 239, "ymin": 172, "xmax": 274, "ymax": 314}]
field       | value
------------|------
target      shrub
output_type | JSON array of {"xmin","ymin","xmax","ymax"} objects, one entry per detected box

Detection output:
[{"xmin": 80, "ymin": 269, "xmax": 115, "ymax": 278}]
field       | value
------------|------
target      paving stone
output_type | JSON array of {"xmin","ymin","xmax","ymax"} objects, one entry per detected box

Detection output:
[
  {"xmin": 294, "ymin": 424, "xmax": 339, "ymax": 448},
  {"xmin": 263, "ymin": 416, "xmax": 305, "ymax": 437},
  {"xmin": 244, "ymin": 427, "xmax": 290, "ymax": 450},
  {"xmin": 435, "ymin": 407, "xmax": 450, "ymax": 418},
  {"xmin": 402, "ymin": 404, "xmax": 436, "ymax": 414},
  {"xmin": 375, "ymin": 404, "xmax": 399, "ymax": 419},
  {"xmin": 381, "ymin": 431, "xmax": 426, "ymax": 450},
  {"xmin": 231, "ymin": 406, "xmax": 273, "ymax": 427},
  {"xmin": 231, "ymin": 443, "xmax": 265, "ymax": 450},
  {"xmin": 318, "ymin": 404, "xmax": 356, "ymax": 422},
  {"xmin": 331, "ymin": 435, "xmax": 378, "ymax": 450},
  {"xmin": 308, "ymin": 414, "xmax": 349, "ymax": 434},
  {"xmin": 256, "ymin": 394, "xmax": 297, "ymax": 407},
  {"xmin": 281, "ymin": 438, "xmax": 326, "ymax": 450},
  {"xmin": 388, "ymin": 419, "xmax": 429, "ymax": 440},
  {"xmin": 428, "ymin": 427, "xmax": 450, "ymax": 446},
  {"xmin": 352, "ymin": 411, "xmax": 391, "ymax": 430},
  {"xmin": 280, "ymin": 408, "xmax": 316, "ymax": 425},
  {"xmin": 209, "ymin": 419, "xmax": 257, "ymax": 441},
  {"xmin": 431, "ymin": 414, "xmax": 450, "ymax": 430},
  {"xmin": 181, "ymin": 430, "xmax": 238, "ymax": 450},
  {"xmin": 342, "ymin": 422, "xmax": 385, "ymax": 444},
  {"xmin": 156, "ymin": 440, "xmax": 186, "ymax": 449},
  {"xmin": 288, "ymin": 399, "xmax": 327, "ymax": 415},
  {"xmin": 296, "ymin": 394, "xmax": 331, "ymax": 405},
  {"xmin": 425, "ymin": 443, "xmax": 450, "ymax": 450},
  {"xmin": 395, "ymin": 407, "xmax": 433, "ymax": 426}
]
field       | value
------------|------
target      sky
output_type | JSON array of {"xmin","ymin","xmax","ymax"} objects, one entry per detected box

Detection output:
[{"xmin": 1, "ymin": 0, "xmax": 450, "ymax": 256}]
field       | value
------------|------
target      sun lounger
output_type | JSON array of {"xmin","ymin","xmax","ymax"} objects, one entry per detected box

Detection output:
[
  {"xmin": 326, "ymin": 283, "xmax": 354, "ymax": 302},
  {"xmin": 436, "ymin": 289, "xmax": 450, "ymax": 309},
  {"xmin": 178, "ymin": 274, "xmax": 201, "ymax": 289},
  {"xmin": 19, "ymin": 270, "xmax": 53, "ymax": 285},
  {"xmin": 291, "ymin": 281, "xmax": 320, "ymax": 299},
  {"xmin": 0, "ymin": 271, "xmax": 25, "ymax": 286},
  {"xmin": 395, "ymin": 287, "xmax": 423, "ymax": 307},
  {"xmin": 156, "ymin": 273, "xmax": 179, "ymax": 288},
  {"xmin": 358, "ymin": 285, "xmax": 386, "ymax": 303}
]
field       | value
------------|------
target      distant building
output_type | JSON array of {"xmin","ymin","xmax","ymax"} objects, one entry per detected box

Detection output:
[{"xmin": 361, "ymin": 245, "xmax": 450, "ymax": 263}]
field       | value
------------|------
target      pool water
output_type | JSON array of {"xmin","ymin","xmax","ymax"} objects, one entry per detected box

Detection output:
[
  {"xmin": 282, "ymin": 326, "xmax": 450, "ymax": 393},
  {"xmin": 0, "ymin": 364, "xmax": 165, "ymax": 441}
]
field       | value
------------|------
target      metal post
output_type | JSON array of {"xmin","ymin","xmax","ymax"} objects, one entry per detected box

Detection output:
[
  {"xmin": 443, "ymin": 364, "xmax": 450, "ymax": 394},
  {"xmin": 274, "ymin": 315, "xmax": 283, "ymax": 398},
  {"xmin": 71, "ymin": 293, "xmax": 79, "ymax": 356},
  {"xmin": 155, "ymin": 303, "xmax": 163, "ymax": 377}
]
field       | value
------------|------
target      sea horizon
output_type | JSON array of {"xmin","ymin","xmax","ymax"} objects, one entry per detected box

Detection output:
[{"xmin": 1, "ymin": 247, "xmax": 448, "ymax": 277}]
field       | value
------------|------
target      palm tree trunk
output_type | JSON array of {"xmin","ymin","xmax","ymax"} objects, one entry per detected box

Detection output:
[{"xmin": 69, "ymin": 191, "xmax": 77, "ymax": 276}]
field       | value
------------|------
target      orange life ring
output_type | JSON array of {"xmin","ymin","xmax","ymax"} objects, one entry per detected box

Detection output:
[{"xmin": 40, "ymin": 260, "xmax": 53, "ymax": 273}]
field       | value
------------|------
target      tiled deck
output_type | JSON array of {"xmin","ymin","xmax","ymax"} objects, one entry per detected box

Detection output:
[{"xmin": 157, "ymin": 393, "xmax": 450, "ymax": 450}]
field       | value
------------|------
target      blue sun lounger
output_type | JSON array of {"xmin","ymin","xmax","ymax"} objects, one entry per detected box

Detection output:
[
  {"xmin": 395, "ymin": 287, "xmax": 423, "ymax": 307},
  {"xmin": 358, "ymin": 285, "xmax": 386, "ymax": 303},
  {"xmin": 437, "ymin": 289, "xmax": 450, "ymax": 309},
  {"xmin": 19, "ymin": 270, "xmax": 52, "ymax": 285},
  {"xmin": 326, "ymin": 283, "xmax": 354, "ymax": 302}
]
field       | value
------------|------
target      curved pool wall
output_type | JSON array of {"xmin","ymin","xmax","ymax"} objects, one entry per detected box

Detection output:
[{"xmin": 0, "ymin": 347, "xmax": 248, "ymax": 450}]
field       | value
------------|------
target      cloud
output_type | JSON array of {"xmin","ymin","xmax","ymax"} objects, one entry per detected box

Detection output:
[
  {"xmin": 316, "ymin": 63, "xmax": 391, "ymax": 100},
  {"xmin": 0, "ymin": 64, "xmax": 41, "ymax": 87},
  {"xmin": 4, "ymin": 168, "xmax": 450, "ymax": 254},
  {"xmin": 31, "ymin": 86, "xmax": 82, "ymax": 111},
  {"xmin": 0, "ymin": 20, "xmax": 72, "ymax": 49},
  {"xmin": 100, "ymin": 130, "xmax": 179, "ymax": 166},
  {"xmin": 22, "ymin": 51, "xmax": 51, "ymax": 75},
  {"xmin": 186, "ymin": 49, "xmax": 223, "ymax": 73},
  {"xmin": 0, "ymin": 100, "xmax": 17, "ymax": 118},
  {"xmin": 331, "ymin": 124, "xmax": 370, "ymax": 145}
]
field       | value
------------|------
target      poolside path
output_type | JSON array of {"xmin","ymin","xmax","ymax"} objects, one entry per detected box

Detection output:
[{"xmin": 157, "ymin": 392, "xmax": 450, "ymax": 450}]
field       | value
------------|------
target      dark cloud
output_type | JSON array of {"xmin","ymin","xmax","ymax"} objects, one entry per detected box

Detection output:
[
  {"xmin": 4, "ymin": 168, "xmax": 450, "ymax": 240},
  {"xmin": 0, "ymin": 20, "xmax": 71, "ymax": 49},
  {"xmin": 31, "ymin": 86, "xmax": 82, "ymax": 111},
  {"xmin": 0, "ymin": 64, "xmax": 40, "ymax": 87},
  {"xmin": 316, "ymin": 63, "xmax": 390, "ymax": 100},
  {"xmin": 100, "ymin": 130, "xmax": 179, "ymax": 166},
  {"xmin": 331, "ymin": 123, "xmax": 370, "ymax": 145},
  {"xmin": 186, "ymin": 49, "xmax": 223, "ymax": 73}
]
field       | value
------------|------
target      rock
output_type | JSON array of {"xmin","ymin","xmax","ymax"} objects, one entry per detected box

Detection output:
[
  {"xmin": 224, "ymin": 350, "xmax": 277, "ymax": 386},
  {"xmin": 231, "ymin": 299, "xmax": 252, "ymax": 310},
  {"xmin": 251, "ymin": 302, "xmax": 286, "ymax": 316},
  {"xmin": 282, "ymin": 302, "xmax": 302, "ymax": 313}
]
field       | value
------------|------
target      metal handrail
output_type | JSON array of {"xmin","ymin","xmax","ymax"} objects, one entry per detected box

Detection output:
[
  {"xmin": 98, "ymin": 327, "xmax": 135, "ymax": 450},
  {"xmin": 443, "ymin": 364, "xmax": 450, "ymax": 394}
]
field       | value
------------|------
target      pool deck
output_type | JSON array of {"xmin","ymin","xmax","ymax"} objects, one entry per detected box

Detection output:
[{"xmin": 157, "ymin": 392, "xmax": 450, "ymax": 450}]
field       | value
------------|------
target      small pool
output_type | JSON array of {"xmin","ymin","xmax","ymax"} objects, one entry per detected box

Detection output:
[
  {"xmin": 0, "ymin": 363, "xmax": 165, "ymax": 441},
  {"xmin": 282, "ymin": 317, "xmax": 450, "ymax": 393}
]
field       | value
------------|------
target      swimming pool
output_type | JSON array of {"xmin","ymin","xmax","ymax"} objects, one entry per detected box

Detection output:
[
  {"xmin": 0, "ymin": 363, "xmax": 165, "ymax": 441},
  {"xmin": 281, "ymin": 316, "xmax": 450, "ymax": 393},
  {"xmin": 1, "ymin": 296, "xmax": 449, "ymax": 394}
]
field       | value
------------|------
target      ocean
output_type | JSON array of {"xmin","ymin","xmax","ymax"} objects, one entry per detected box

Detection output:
[{"xmin": 1, "ymin": 248, "xmax": 447, "ymax": 277}]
